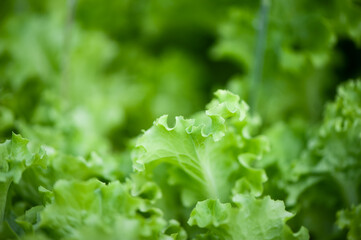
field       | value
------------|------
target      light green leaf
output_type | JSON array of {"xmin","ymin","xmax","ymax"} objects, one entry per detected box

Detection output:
[
  {"xmin": 189, "ymin": 196, "xmax": 309, "ymax": 240},
  {"xmin": 187, "ymin": 199, "xmax": 231, "ymax": 228},
  {"xmin": 36, "ymin": 178, "xmax": 183, "ymax": 240},
  {"xmin": 0, "ymin": 133, "xmax": 47, "ymax": 223},
  {"xmin": 0, "ymin": 133, "xmax": 47, "ymax": 184},
  {"xmin": 133, "ymin": 90, "xmax": 268, "ymax": 206}
]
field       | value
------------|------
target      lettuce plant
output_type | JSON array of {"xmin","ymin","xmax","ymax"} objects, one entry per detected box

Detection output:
[
  {"xmin": 0, "ymin": 90, "xmax": 309, "ymax": 240},
  {"xmin": 1, "ymin": 1, "xmax": 360, "ymax": 240}
]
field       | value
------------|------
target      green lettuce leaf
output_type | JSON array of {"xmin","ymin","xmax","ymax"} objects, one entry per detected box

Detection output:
[
  {"xmin": 188, "ymin": 196, "xmax": 308, "ymax": 240},
  {"xmin": 0, "ymin": 133, "xmax": 47, "ymax": 221},
  {"xmin": 0, "ymin": 133, "xmax": 47, "ymax": 238},
  {"xmin": 133, "ymin": 90, "xmax": 268, "ymax": 207},
  {"xmin": 285, "ymin": 80, "xmax": 361, "ymax": 239},
  {"xmin": 337, "ymin": 204, "xmax": 361, "ymax": 240},
  {"xmin": 33, "ymin": 178, "xmax": 184, "ymax": 240}
]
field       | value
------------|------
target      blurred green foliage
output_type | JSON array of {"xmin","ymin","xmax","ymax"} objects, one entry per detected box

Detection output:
[{"xmin": 0, "ymin": 0, "xmax": 361, "ymax": 239}]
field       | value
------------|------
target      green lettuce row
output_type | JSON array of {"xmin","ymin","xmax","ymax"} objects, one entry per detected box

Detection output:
[
  {"xmin": 0, "ymin": 5, "xmax": 209, "ymax": 153},
  {"xmin": 1, "ymin": 90, "xmax": 309, "ymax": 239}
]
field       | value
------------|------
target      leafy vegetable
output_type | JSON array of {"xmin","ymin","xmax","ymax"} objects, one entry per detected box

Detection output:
[
  {"xmin": 133, "ymin": 90, "xmax": 268, "ymax": 207},
  {"xmin": 0, "ymin": 133, "xmax": 47, "ymax": 221},
  {"xmin": 337, "ymin": 204, "xmax": 361, "ymax": 240},
  {"xmin": 1, "ymin": 1, "xmax": 360, "ymax": 239},
  {"xmin": 188, "ymin": 196, "xmax": 308, "ymax": 240},
  {"xmin": 279, "ymin": 80, "xmax": 361, "ymax": 239}
]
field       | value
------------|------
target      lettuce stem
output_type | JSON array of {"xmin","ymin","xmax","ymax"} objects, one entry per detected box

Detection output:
[
  {"xmin": 250, "ymin": 0, "xmax": 270, "ymax": 113},
  {"xmin": 60, "ymin": 0, "xmax": 77, "ymax": 102}
]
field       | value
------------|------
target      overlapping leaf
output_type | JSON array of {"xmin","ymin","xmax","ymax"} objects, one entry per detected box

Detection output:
[
  {"xmin": 30, "ymin": 179, "xmax": 184, "ymax": 240},
  {"xmin": 337, "ymin": 204, "xmax": 361, "ymax": 240},
  {"xmin": 285, "ymin": 80, "xmax": 361, "ymax": 239},
  {"xmin": 133, "ymin": 90, "xmax": 268, "ymax": 206},
  {"xmin": 188, "ymin": 196, "xmax": 308, "ymax": 240}
]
